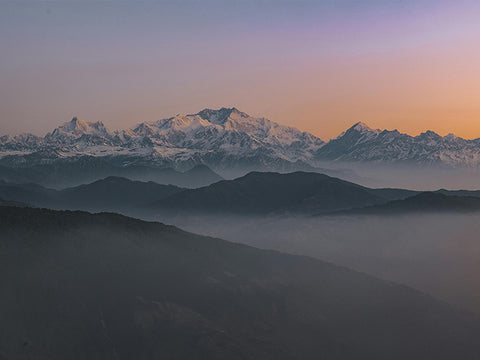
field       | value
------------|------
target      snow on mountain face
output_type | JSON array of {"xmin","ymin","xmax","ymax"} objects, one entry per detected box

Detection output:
[
  {"xmin": 0, "ymin": 108, "xmax": 325, "ymax": 170},
  {"xmin": 316, "ymin": 122, "xmax": 480, "ymax": 167},
  {"xmin": 143, "ymin": 107, "xmax": 324, "ymax": 150},
  {"xmin": 2, "ymin": 110, "xmax": 480, "ymax": 170},
  {"xmin": 46, "ymin": 117, "xmax": 111, "ymax": 141},
  {"xmin": 124, "ymin": 107, "xmax": 326, "ymax": 169}
]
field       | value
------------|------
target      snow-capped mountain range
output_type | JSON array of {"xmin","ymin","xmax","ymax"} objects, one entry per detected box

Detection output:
[
  {"xmin": 316, "ymin": 122, "xmax": 480, "ymax": 167},
  {"xmin": 0, "ymin": 108, "xmax": 324, "ymax": 171},
  {"xmin": 1, "ymin": 107, "xmax": 480, "ymax": 170}
]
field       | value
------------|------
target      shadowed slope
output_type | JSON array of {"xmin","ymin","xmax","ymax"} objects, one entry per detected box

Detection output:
[
  {"xmin": 0, "ymin": 177, "xmax": 185, "ymax": 212},
  {"xmin": 1, "ymin": 206, "xmax": 480, "ymax": 359},
  {"xmin": 325, "ymin": 192, "xmax": 480, "ymax": 216},
  {"xmin": 150, "ymin": 171, "xmax": 386, "ymax": 215}
]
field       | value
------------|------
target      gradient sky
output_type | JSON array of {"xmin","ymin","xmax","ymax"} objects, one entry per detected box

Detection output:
[{"xmin": 1, "ymin": 0, "xmax": 480, "ymax": 140}]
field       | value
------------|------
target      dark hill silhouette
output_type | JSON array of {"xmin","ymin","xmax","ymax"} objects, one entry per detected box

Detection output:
[
  {"xmin": 5, "ymin": 169, "xmax": 480, "ymax": 218},
  {"xmin": 150, "ymin": 171, "xmax": 387, "ymax": 215},
  {"xmin": 1, "ymin": 206, "xmax": 480, "ymax": 359},
  {"xmin": 60, "ymin": 176, "xmax": 184, "ymax": 210},
  {"xmin": 327, "ymin": 192, "xmax": 480, "ymax": 216},
  {"xmin": 367, "ymin": 187, "xmax": 419, "ymax": 201},
  {"xmin": 0, "ymin": 197, "xmax": 27, "ymax": 207},
  {"xmin": 436, "ymin": 188, "xmax": 480, "ymax": 198},
  {"xmin": 0, "ymin": 161, "xmax": 222, "ymax": 188},
  {"xmin": 0, "ymin": 177, "xmax": 185, "ymax": 212}
]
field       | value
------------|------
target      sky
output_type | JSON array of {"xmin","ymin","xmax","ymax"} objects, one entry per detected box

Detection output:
[{"xmin": 1, "ymin": 0, "xmax": 480, "ymax": 140}]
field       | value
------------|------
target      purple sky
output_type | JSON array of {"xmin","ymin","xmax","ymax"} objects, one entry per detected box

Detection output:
[{"xmin": 1, "ymin": 0, "xmax": 480, "ymax": 140}]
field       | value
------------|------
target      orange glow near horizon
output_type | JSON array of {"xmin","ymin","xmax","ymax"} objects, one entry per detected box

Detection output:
[
  {"xmin": 242, "ymin": 41, "xmax": 480, "ymax": 140},
  {"xmin": 1, "ymin": 1, "xmax": 480, "ymax": 141}
]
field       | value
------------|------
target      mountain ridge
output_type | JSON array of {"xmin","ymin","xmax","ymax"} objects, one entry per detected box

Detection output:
[
  {"xmin": 149, "ymin": 171, "xmax": 388, "ymax": 216},
  {"xmin": 2, "ymin": 108, "xmax": 480, "ymax": 173},
  {"xmin": 322, "ymin": 191, "xmax": 480, "ymax": 216},
  {"xmin": 317, "ymin": 122, "xmax": 480, "ymax": 166},
  {"xmin": 0, "ymin": 176, "xmax": 186, "ymax": 212},
  {"xmin": 0, "ymin": 107, "xmax": 325, "ymax": 172},
  {"xmin": 4, "ymin": 170, "xmax": 480, "ymax": 217}
]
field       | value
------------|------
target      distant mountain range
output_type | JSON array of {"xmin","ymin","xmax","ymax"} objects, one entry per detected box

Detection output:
[
  {"xmin": 0, "ymin": 162, "xmax": 222, "ymax": 189},
  {"xmin": 4, "ymin": 170, "xmax": 480, "ymax": 217},
  {"xmin": 316, "ymin": 122, "xmax": 480, "ymax": 167},
  {"xmin": 0, "ymin": 176, "xmax": 184, "ymax": 212},
  {"xmin": 0, "ymin": 108, "xmax": 324, "ymax": 174},
  {"xmin": 2, "ymin": 206, "xmax": 480, "ymax": 359},
  {"xmin": 329, "ymin": 191, "xmax": 480, "ymax": 216},
  {"xmin": 2, "ymin": 108, "xmax": 480, "ymax": 186},
  {"xmin": 150, "ymin": 172, "xmax": 480, "ymax": 217}
]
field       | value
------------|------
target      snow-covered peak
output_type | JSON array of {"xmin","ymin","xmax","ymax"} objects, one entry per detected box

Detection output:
[
  {"xmin": 132, "ymin": 122, "xmax": 159, "ymax": 137},
  {"xmin": 3, "ymin": 107, "xmax": 480, "ymax": 170},
  {"xmin": 196, "ymin": 107, "xmax": 247, "ymax": 125},
  {"xmin": 0, "ymin": 133, "xmax": 42, "ymax": 149},
  {"xmin": 165, "ymin": 114, "xmax": 213, "ymax": 131},
  {"xmin": 194, "ymin": 107, "xmax": 319, "ymax": 145},
  {"xmin": 317, "ymin": 122, "xmax": 480, "ymax": 166},
  {"xmin": 327, "ymin": 122, "xmax": 381, "ymax": 146},
  {"xmin": 48, "ymin": 117, "xmax": 110, "ymax": 138},
  {"xmin": 115, "ymin": 107, "xmax": 326, "ymax": 166},
  {"xmin": 130, "ymin": 107, "xmax": 324, "ymax": 148},
  {"xmin": 349, "ymin": 122, "xmax": 381, "ymax": 135},
  {"xmin": 444, "ymin": 133, "xmax": 458, "ymax": 141},
  {"xmin": 417, "ymin": 130, "xmax": 441, "ymax": 138}
]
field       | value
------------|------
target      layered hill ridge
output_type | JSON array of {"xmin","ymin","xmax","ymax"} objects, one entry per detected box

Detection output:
[
  {"xmin": 0, "ymin": 161, "xmax": 223, "ymax": 189},
  {"xmin": 0, "ymin": 176, "xmax": 185, "ymax": 212},
  {"xmin": 149, "ymin": 171, "xmax": 394, "ymax": 215},
  {"xmin": 329, "ymin": 191, "xmax": 480, "ymax": 216},
  {"xmin": 148, "ymin": 171, "xmax": 480, "ymax": 217},
  {"xmin": 4, "ymin": 170, "xmax": 480, "ymax": 217}
]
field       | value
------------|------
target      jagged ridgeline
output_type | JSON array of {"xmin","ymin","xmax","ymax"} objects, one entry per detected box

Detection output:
[
  {"xmin": 3, "ymin": 107, "xmax": 480, "ymax": 188},
  {"xmin": 0, "ymin": 108, "xmax": 324, "ymax": 187}
]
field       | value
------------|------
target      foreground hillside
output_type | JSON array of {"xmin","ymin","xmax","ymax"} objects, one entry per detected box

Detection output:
[{"xmin": 1, "ymin": 206, "xmax": 480, "ymax": 359}]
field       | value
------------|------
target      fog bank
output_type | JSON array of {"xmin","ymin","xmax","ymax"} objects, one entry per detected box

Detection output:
[{"xmin": 161, "ymin": 213, "xmax": 480, "ymax": 314}]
